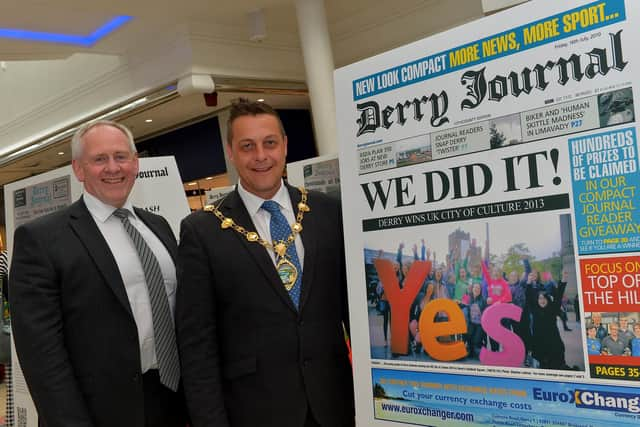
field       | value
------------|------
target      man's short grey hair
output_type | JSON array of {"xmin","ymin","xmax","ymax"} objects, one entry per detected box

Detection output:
[{"xmin": 71, "ymin": 120, "xmax": 136, "ymax": 160}]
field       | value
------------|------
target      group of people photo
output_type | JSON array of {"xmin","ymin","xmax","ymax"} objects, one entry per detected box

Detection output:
[
  {"xmin": 586, "ymin": 312, "xmax": 640, "ymax": 356},
  {"xmin": 366, "ymin": 221, "xmax": 584, "ymax": 371}
]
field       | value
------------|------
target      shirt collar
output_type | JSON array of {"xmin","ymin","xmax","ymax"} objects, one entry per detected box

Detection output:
[
  {"xmin": 83, "ymin": 191, "xmax": 136, "ymax": 223},
  {"xmin": 236, "ymin": 179, "xmax": 291, "ymax": 216}
]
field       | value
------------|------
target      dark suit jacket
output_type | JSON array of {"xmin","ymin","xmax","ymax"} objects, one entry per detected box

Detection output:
[
  {"xmin": 176, "ymin": 185, "xmax": 355, "ymax": 427},
  {"xmin": 10, "ymin": 197, "xmax": 183, "ymax": 427}
]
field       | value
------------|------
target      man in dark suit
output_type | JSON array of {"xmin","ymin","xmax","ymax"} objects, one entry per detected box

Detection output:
[
  {"xmin": 10, "ymin": 120, "xmax": 187, "ymax": 427},
  {"xmin": 176, "ymin": 99, "xmax": 354, "ymax": 427}
]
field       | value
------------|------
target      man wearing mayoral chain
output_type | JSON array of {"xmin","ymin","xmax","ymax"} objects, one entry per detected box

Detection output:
[{"xmin": 176, "ymin": 98, "xmax": 354, "ymax": 427}]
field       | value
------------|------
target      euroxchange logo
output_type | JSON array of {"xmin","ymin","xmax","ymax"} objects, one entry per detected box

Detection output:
[
  {"xmin": 575, "ymin": 389, "xmax": 640, "ymax": 414},
  {"xmin": 533, "ymin": 387, "xmax": 640, "ymax": 414}
]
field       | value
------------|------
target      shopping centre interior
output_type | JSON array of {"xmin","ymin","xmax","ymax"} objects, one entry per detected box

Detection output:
[
  {"xmin": 0, "ymin": 0, "xmax": 522, "ymax": 219},
  {"xmin": 0, "ymin": 0, "xmax": 529, "ymax": 424}
]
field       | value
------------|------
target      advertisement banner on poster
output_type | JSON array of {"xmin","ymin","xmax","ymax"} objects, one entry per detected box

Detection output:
[
  {"xmin": 371, "ymin": 369, "xmax": 640, "ymax": 426},
  {"xmin": 335, "ymin": 1, "xmax": 640, "ymax": 426}
]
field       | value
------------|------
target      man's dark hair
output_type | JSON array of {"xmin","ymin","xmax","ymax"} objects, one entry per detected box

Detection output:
[{"xmin": 226, "ymin": 98, "xmax": 286, "ymax": 145}]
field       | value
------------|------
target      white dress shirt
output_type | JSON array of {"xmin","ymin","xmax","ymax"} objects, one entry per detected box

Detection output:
[
  {"xmin": 236, "ymin": 180, "xmax": 305, "ymax": 269},
  {"xmin": 83, "ymin": 192, "xmax": 177, "ymax": 373}
]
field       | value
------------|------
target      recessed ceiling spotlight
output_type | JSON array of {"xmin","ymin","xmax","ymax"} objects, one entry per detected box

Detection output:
[
  {"xmin": 187, "ymin": 182, "xmax": 197, "ymax": 186},
  {"xmin": 57, "ymin": 151, "xmax": 65, "ymax": 155},
  {"xmin": 205, "ymin": 177, "xmax": 213, "ymax": 180},
  {"xmin": 257, "ymin": 98, "xmax": 265, "ymax": 102},
  {"xmin": 145, "ymin": 119, "xmax": 153, "ymax": 123}
]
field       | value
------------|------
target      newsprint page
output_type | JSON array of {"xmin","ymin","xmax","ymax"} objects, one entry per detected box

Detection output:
[{"xmin": 335, "ymin": 1, "xmax": 640, "ymax": 425}]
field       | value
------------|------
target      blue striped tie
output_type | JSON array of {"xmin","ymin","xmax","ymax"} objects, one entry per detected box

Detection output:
[
  {"xmin": 113, "ymin": 208, "xmax": 180, "ymax": 391},
  {"xmin": 261, "ymin": 200, "xmax": 302, "ymax": 308}
]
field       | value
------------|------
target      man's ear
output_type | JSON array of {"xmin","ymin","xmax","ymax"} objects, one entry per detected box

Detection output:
[
  {"xmin": 225, "ymin": 142, "xmax": 235, "ymax": 164},
  {"xmin": 72, "ymin": 159, "xmax": 85, "ymax": 182},
  {"xmin": 132, "ymin": 153, "xmax": 140, "ymax": 176}
]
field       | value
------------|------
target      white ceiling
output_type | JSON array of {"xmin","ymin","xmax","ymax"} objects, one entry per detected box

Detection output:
[{"xmin": 0, "ymin": 0, "xmax": 492, "ymax": 186}]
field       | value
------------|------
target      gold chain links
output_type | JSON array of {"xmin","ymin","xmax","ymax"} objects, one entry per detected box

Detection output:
[{"xmin": 204, "ymin": 187, "xmax": 310, "ymax": 257}]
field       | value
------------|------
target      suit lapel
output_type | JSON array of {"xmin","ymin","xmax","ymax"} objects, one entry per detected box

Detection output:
[
  {"xmin": 221, "ymin": 190, "xmax": 298, "ymax": 313},
  {"xmin": 135, "ymin": 207, "xmax": 177, "ymax": 264},
  {"xmin": 68, "ymin": 198, "xmax": 134, "ymax": 318},
  {"xmin": 288, "ymin": 185, "xmax": 316, "ymax": 311}
]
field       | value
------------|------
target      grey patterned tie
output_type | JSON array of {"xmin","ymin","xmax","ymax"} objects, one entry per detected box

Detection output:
[{"xmin": 113, "ymin": 208, "xmax": 180, "ymax": 391}]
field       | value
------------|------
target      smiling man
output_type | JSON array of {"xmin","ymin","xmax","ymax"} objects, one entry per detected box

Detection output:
[
  {"xmin": 176, "ymin": 98, "xmax": 354, "ymax": 427},
  {"xmin": 602, "ymin": 322, "xmax": 628, "ymax": 356},
  {"xmin": 10, "ymin": 120, "xmax": 187, "ymax": 427}
]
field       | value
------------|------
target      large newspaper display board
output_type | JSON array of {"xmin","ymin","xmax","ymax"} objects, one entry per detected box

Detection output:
[{"xmin": 335, "ymin": 1, "xmax": 640, "ymax": 425}]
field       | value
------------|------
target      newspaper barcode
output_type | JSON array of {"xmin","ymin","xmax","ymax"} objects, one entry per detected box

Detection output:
[{"xmin": 17, "ymin": 406, "xmax": 27, "ymax": 427}]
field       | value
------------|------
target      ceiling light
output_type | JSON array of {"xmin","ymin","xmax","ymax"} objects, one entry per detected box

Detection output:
[
  {"xmin": 205, "ymin": 177, "xmax": 213, "ymax": 180},
  {"xmin": 0, "ymin": 15, "xmax": 132, "ymax": 47},
  {"xmin": 93, "ymin": 97, "xmax": 147, "ymax": 120},
  {"xmin": 187, "ymin": 182, "xmax": 197, "ymax": 186},
  {"xmin": 145, "ymin": 119, "xmax": 153, "ymax": 123},
  {"xmin": 57, "ymin": 151, "xmax": 64, "ymax": 155},
  {"xmin": 257, "ymin": 98, "xmax": 265, "ymax": 102}
]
